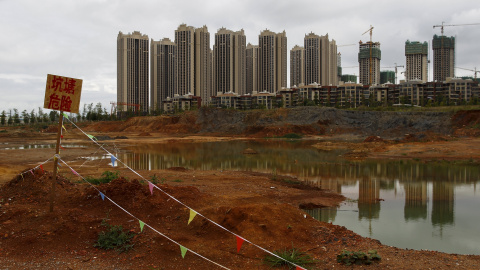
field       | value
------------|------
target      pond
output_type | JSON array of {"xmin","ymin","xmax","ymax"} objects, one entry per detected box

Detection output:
[{"xmin": 114, "ymin": 140, "xmax": 480, "ymax": 255}]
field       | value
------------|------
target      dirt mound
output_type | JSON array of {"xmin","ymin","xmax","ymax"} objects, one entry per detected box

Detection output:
[{"xmin": 0, "ymin": 168, "xmax": 77, "ymax": 204}]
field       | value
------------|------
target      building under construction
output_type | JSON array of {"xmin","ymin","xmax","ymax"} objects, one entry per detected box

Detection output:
[
  {"xmin": 380, "ymin": 71, "xmax": 395, "ymax": 84},
  {"xmin": 358, "ymin": 41, "xmax": 381, "ymax": 85},
  {"xmin": 432, "ymin": 35, "xmax": 455, "ymax": 82},
  {"xmin": 405, "ymin": 41, "xmax": 428, "ymax": 82}
]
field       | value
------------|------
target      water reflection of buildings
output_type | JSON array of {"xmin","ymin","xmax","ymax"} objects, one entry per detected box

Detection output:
[
  {"xmin": 404, "ymin": 181, "xmax": 428, "ymax": 221},
  {"xmin": 431, "ymin": 182, "xmax": 454, "ymax": 226},
  {"xmin": 358, "ymin": 176, "xmax": 381, "ymax": 220},
  {"xmin": 305, "ymin": 208, "xmax": 338, "ymax": 223}
]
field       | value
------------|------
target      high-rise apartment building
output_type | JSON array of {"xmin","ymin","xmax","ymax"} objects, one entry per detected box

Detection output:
[
  {"xmin": 195, "ymin": 25, "xmax": 211, "ymax": 102},
  {"xmin": 117, "ymin": 31, "xmax": 149, "ymax": 113},
  {"xmin": 258, "ymin": 29, "xmax": 287, "ymax": 93},
  {"xmin": 304, "ymin": 33, "xmax": 338, "ymax": 86},
  {"xmin": 151, "ymin": 38, "xmax": 176, "ymax": 110},
  {"xmin": 290, "ymin": 45, "xmax": 304, "ymax": 87},
  {"xmin": 358, "ymin": 41, "xmax": 381, "ymax": 85},
  {"xmin": 213, "ymin": 28, "xmax": 246, "ymax": 95},
  {"xmin": 175, "ymin": 24, "xmax": 195, "ymax": 96},
  {"xmin": 246, "ymin": 43, "xmax": 259, "ymax": 93},
  {"xmin": 405, "ymin": 41, "xmax": 428, "ymax": 82},
  {"xmin": 174, "ymin": 24, "xmax": 211, "ymax": 104},
  {"xmin": 432, "ymin": 35, "xmax": 455, "ymax": 82}
]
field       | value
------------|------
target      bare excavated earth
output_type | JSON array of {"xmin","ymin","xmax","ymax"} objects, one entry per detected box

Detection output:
[{"xmin": 1, "ymin": 107, "xmax": 480, "ymax": 269}]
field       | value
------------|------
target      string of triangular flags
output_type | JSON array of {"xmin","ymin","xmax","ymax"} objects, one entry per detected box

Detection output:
[
  {"xmin": 17, "ymin": 156, "xmax": 54, "ymax": 180},
  {"xmin": 58, "ymin": 157, "xmax": 230, "ymax": 269},
  {"xmin": 60, "ymin": 112, "xmax": 307, "ymax": 270}
]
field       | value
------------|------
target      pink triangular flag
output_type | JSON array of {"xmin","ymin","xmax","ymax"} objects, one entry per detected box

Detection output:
[
  {"xmin": 148, "ymin": 182, "xmax": 154, "ymax": 195},
  {"xmin": 236, "ymin": 235, "xmax": 245, "ymax": 253},
  {"xmin": 30, "ymin": 170, "xmax": 34, "ymax": 176}
]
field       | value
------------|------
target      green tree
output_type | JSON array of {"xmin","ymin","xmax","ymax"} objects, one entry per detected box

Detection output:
[
  {"xmin": 0, "ymin": 110, "xmax": 6, "ymax": 126},
  {"xmin": 30, "ymin": 109, "xmax": 36, "ymax": 124},
  {"xmin": 21, "ymin": 110, "xmax": 29, "ymax": 124},
  {"xmin": 49, "ymin": 111, "xmax": 57, "ymax": 122},
  {"xmin": 13, "ymin": 109, "xmax": 20, "ymax": 124}
]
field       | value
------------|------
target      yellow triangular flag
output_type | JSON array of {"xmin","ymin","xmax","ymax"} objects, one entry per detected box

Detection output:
[
  {"xmin": 188, "ymin": 209, "xmax": 197, "ymax": 225},
  {"xmin": 180, "ymin": 245, "xmax": 188, "ymax": 258}
]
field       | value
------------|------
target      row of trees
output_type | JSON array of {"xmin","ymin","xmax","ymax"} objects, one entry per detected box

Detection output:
[{"xmin": 0, "ymin": 102, "xmax": 113, "ymax": 126}]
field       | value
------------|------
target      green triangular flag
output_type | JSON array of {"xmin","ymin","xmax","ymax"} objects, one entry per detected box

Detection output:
[
  {"xmin": 139, "ymin": 220, "xmax": 145, "ymax": 232},
  {"xmin": 87, "ymin": 134, "xmax": 97, "ymax": 141},
  {"xmin": 180, "ymin": 245, "xmax": 188, "ymax": 258},
  {"xmin": 62, "ymin": 112, "xmax": 69, "ymax": 119},
  {"xmin": 188, "ymin": 209, "xmax": 197, "ymax": 225}
]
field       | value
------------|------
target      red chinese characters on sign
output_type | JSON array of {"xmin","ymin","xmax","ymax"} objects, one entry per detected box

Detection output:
[{"xmin": 44, "ymin": 74, "xmax": 82, "ymax": 113}]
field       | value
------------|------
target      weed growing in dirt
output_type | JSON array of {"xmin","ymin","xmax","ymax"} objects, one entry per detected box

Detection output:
[
  {"xmin": 280, "ymin": 133, "xmax": 303, "ymax": 139},
  {"xmin": 270, "ymin": 168, "xmax": 277, "ymax": 180},
  {"xmin": 86, "ymin": 170, "xmax": 120, "ymax": 185},
  {"xmin": 263, "ymin": 246, "xmax": 315, "ymax": 269},
  {"xmin": 172, "ymin": 179, "xmax": 183, "ymax": 182},
  {"xmin": 337, "ymin": 249, "xmax": 381, "ymax": 266},
  {"xmin": 94, "ymin": 219, "xmax": 135, "ymax": 253},
  {"xmin": 149, "ymin": 174, "xmax": 164, "ymax": 184}
]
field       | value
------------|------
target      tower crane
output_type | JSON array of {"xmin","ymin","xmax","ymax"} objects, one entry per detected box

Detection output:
[
  {"xmin": 433, "ymin": 22, "xmax": 480, "ymax": 35},
  {"xmin": 362, "ymin": 25, "xmax": 374, "ymax": 85},
  {"xmin": 381, "ymin": 63, "xmax": 404, "ymax": 84},
  {"xmin": 456, "ymin": 67, "xmax": 479, "ymax": 81}
]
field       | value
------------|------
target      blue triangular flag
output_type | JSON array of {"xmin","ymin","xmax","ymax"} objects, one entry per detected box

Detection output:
[
  {"xmin": 100, "ymin": 192, "xmax": 105, "ymax": 200},
  {"xmin": 110, "ymin": 155, "xmax": 117, "ymax": 167}
]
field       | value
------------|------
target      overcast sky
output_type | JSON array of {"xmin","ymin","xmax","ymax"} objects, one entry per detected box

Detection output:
[{"xmin": 1, "ymin": 0, "xmax": 479, "ymax": 113}]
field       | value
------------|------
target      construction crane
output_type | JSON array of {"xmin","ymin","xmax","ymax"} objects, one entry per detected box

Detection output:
[
  {"xmin": 381, "ymin": 63, "xmax": 404, "ymax": 84},
  {"xmin": 362, "ymin": 25, "xmax": 374, "ymax": 85},
  {"xmin": 433, "ymin": 22, "xmax": 480, "ymax": 35},
  {"xmin": 456, "ymin": 67, "xmax": 479, "ymax": 81}
]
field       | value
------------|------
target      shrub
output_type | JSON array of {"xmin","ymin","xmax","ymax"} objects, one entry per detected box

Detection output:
[
  {"xmin": 263, "ymin": 246, "xmax": 315, "ymax": 269},
  {"xmin": 337, "ymin": 249, "xmax": 381, "ymax": 266},
  {"xmin": 86, "ymin": 170, "xmax": 120, "ymax": 185},
  {"xmin": 94, "ymin": 219, "xmax": 135, "ymax": 253}
]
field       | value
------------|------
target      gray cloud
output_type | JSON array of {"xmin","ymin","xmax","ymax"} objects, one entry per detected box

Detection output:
[{"xmin": 1, "ymin": 0, "xmax": 479, "ymax": 113}]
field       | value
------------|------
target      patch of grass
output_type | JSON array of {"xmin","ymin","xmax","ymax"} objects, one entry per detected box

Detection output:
[
  {"xmin": 270, "ymin": 168, "xmax": 277, "ymax": 180},
  {"xmin": 263, "ymin": 246, "xmax": 315, "ymax": 269},
  {"xmin": 337, "ymin": 249, "xmax": 381, "ymax": 266},
  {"xmin": 280, "ymin": 133, "xmax": 303, "ymax": 139},
  {"xmin": 149, "ymin": 174, "xmax": 165, "ymax": 184},
  {"xmin": 94, "ymin": 219, "xmax": 135, "ymax": 253},
  {"xmin": 172, "ymin": 179, "xmax": 183, "ymax": 182},
  {"xmin": 86, "ymin": 170, "xmax": 120, "ymax": 185},
  {"xmin": 279, "ymin": 178, "xmax": 302, "ymax": 185}
]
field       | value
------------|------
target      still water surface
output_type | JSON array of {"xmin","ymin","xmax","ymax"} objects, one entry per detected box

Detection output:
[{"xmin": 117, "ymin": 140, "xmax": 480, "ymax": 255}]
